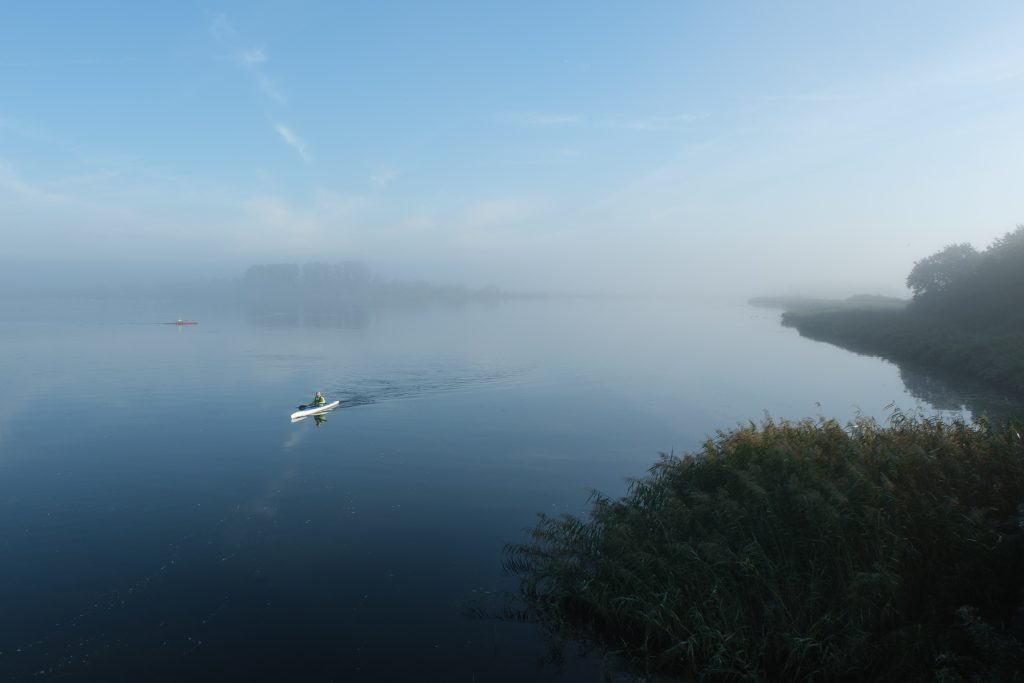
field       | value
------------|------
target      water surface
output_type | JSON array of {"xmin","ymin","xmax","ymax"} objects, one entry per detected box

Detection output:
[{"xmin": 0, "ymin": 296, "xmax": 972, "ymax": 681}]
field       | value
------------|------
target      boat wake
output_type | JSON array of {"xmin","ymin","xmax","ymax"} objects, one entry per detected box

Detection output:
[{"xmin": 326, "ymin": 365, "xmax": 525, "ymax": 408}]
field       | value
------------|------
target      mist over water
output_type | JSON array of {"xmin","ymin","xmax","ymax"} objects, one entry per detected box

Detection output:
[
  {"xmin": 0, "ymin": 294, "xmax": 990, "ymax": 681},
  {"xmin": 4, "ymin": 3, "xmax": 1023, "ymax": 678}
]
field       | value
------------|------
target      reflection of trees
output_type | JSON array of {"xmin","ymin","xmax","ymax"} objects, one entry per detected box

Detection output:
[
  {"xmin": 245, "ymin": 303, "xmax": 371, "ymax": 330},
  {"xmin": 897, "ymin": 361, "xmax": 1024, "ymax": 421},
  {"xmin": 301, "ymin": 303, "xmax": 371, "ymax": 330},
  {"xmin": 245, "ymin": 311, "xmax": 300, "ymax": 327}
]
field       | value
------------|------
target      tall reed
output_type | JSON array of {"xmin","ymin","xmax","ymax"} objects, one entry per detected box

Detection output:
[{"xmin": 505, "ymin": 413, "xmax": 1024, "ymax": 681}]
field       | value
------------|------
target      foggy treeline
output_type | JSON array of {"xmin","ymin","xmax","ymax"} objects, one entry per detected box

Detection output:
[
  {"xmin": 905, "ymin": 224, "xmax": 1024, "ymax": 330},
  {"xmin": 240, "ymin": 261, "xmax": 507, "ymax": 310},
  {"xmin": 0, "ymin": 260, "xmax": 514, "ymax": 309}
]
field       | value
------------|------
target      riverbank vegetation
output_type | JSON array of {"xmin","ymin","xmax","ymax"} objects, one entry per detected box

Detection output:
[
  {"xmin": 749, "ymin": 294, "xmax": 907, "ymax": 313},
  {"xmin": 778, "ymin": 226, "xmax": 1024, "ymax": 400},
  {"xmin": 505, "ymin": 414, "xmax": 1024, "ymax": 681}
]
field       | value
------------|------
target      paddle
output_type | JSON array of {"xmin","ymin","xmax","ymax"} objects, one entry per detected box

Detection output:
[{"xmin": 296, "ymin": 400, "xmax": 329, "ymax": 410}]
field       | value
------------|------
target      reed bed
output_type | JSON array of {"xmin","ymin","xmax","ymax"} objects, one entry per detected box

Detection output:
[{"xmin": 505, "ymin": 413, "xmax": 1024, "ymax": 681}]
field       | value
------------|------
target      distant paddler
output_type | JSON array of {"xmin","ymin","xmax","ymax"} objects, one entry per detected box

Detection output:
[{"xmin": 290, "ymin": 391, "xmax": 339, "ymax": 420}]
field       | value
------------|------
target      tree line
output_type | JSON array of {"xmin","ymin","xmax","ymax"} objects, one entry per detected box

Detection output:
[
  {"xmin": 240, "ymin": 261, "xmax": 506, "ymax": 307},
  {"xmin": 906, "ymin": 225, "xmax": 1024, "ymax": 330}
]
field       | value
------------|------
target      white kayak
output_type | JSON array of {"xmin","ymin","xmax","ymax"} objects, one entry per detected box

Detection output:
[{"xmin": 290, "ymin": 400, "xmax": 340, "ymax": 420}]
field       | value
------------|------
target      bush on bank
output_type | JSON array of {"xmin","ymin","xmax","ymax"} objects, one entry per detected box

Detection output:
[{"xmin": 505, "ymin": 414, "xmax": 1024, "ymax": 681}]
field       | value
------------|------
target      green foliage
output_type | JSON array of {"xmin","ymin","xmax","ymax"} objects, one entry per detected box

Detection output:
[
  {"xmin": 906, "ymin": 243, "xmax": 981, "ymax": 298},
  {"xmin": 908, "ymin": 226, "xmax": 1024, "ymax": 331},
  {"xmin": 505, "ymin": 415, "xmax": 1024, "ymax": 681}
]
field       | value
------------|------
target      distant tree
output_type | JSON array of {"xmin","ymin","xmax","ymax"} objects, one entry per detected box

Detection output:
[
  {"xmin": 300, "ymin": 262, "xmax": 333, "ymax": 288},
  {"xmin": 987, "ymin": 224, "xmax": 1024, "ymax": 257},
  {"xmin": 972, "ymin": 226, "xmax": 1024, "ymax": 326},
  {"xmin": 335, "ymin": 261, "xmax": 371, "ymax": 288},
  {"xmin": 905, "ymin": 243, "xmax": 980, "ymax": 298},
  {"xmin": 243, "ymin": 263, "xmax": 300, "ymax": 288},
  {"xmin": 299, "ymin": 261, "xmax": 372, "ymax": 290}
]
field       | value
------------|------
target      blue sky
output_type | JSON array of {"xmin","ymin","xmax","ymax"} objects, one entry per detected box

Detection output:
[{"xmin": 2, "ymin": 1, "xmax": 1023, "ymax": 294}]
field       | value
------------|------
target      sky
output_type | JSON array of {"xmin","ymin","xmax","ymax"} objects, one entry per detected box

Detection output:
[{"xmin": 2, "ymin": 1, "xmax": 1023, "ymax": 295}]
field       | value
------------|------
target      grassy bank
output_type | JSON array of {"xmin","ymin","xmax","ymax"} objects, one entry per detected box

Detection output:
[
  {"xmin": 749, "ymin": 294, "xmax": 908, "ymax": 314},
  {"xmin": 505, "ymin": 415, "xmax": 1024, "ymax": 681},
  {"xmin": 780, "ymin": 307, "xmax": 1024, "ymax": 400}
]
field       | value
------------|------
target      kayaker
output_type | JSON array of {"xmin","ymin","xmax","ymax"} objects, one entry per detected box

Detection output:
[{"xmin": 311, "ymin": 391, "xmax": 326, "ymax": 407}]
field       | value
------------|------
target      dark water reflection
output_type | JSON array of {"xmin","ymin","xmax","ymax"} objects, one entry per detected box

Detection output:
[
  {"xmin": 0, "ymin": 297, "xmax": 1001, "ymax": 681},
  {"xmin": 897, "ymin": 362, "xmax": 1024, "ymax": 422}
]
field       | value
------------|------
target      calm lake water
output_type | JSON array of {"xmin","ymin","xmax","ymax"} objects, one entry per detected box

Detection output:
[{"xmin": 0, "ymin": 296, "xmax": 971, "ymax": 681}]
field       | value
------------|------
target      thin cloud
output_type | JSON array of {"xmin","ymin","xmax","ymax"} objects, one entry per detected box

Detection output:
[
  {"xmin": 462, "ymin": 198, "xmax": 536, "ymax": 228},
  {"xmin": 208, "ymin": 12, "xmax": 234, "ymax": 43},
  {"xmin": 605, "ymin": 114, "xmax": 708, "ymax": 131},
  {"xmin": 253, "ymin": 71, "xmax": 287, "ymax": 104},
  {"xmin": 209, "ymin": 14, "xmax": 287, "ymax": 104},
  {"xmin": 235, "ymin": 47, "xmax": 285, "ymax": 102},
  {"xmin": 504, "ymin": 112, "xmax": 583, "ymax": 127},
  {"xmin": 57, "ymin": 169, "xmax": 122, "ymax": 186},
  {"xmin": 0, "ymin": 115, "xmax": 66, "ymax": 148},
  {"xmin": 925, "ymin": 49, "xmax": 1024, "ymax": 86},
  {"xmin": 370, "ymin": 166, "xmax": 397, "ymax": 188},
  {"xmin": 233, "ymin": 191, "xmax": 372, "ymax": 255},
  {"xmin": 505, "ymin": 112, "xmax": 706, "ymax": 131},
  {"xmin": 0, "ymin": 161, "xmax": 71, "ymax": 204},
  {"xmin": 239, "ymin": 48, "xmax": 268, "ymax": 66},
  {"xmin": 275, "ymin": 123, "xmax": 310, "ymax": 163},
  {"xmin": 401, "ymin": 215, "xmax": 437, "ymax": 231},
  {"xmin": 0, "ymin": 58, "xmax": 100, "ymax": 67},
  {"xmin": 753, "ymin": 93, "xmax": 861, "ymax": 102},
  {"xmin": 0, "ymin": 160, "xmax": 131, "ymax": 218}
]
